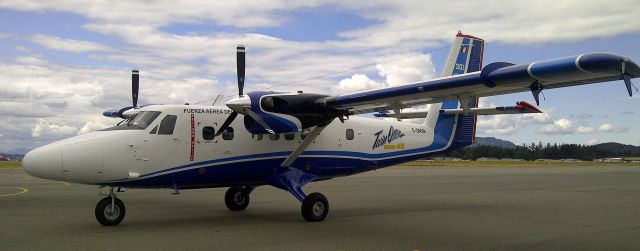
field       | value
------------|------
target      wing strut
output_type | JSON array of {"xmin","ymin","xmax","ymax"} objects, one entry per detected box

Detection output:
[{"xmin": 281, "ymin": 122, "xmax": 331, "ymax": 167}]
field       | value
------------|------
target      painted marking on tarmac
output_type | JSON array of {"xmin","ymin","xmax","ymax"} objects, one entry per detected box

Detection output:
[{"xmin": 0, "ymin": 187, "xmax": 29, "ymax": 198}]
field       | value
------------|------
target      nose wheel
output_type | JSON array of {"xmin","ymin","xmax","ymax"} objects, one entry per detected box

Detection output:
[
  {"xmin": 95, "ymin": 188, "xmax": 126, "ymax": 226},
  {"xmin": 225, "ymin": 186, "xmax": 252, "ymax": 211}
]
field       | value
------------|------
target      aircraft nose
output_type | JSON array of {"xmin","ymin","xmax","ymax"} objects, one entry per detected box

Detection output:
[{"xmin": 23, "ymin": 144, "xmax": 62, "ymax": 180}]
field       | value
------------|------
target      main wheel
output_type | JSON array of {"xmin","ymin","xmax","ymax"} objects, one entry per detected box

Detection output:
[
  {"xmin": 301, "ymin": 192, "xmax": 329, "ymax": 222},
  {"xmin": 225, "ymin": 187, "xmax": 250, "ymax": 211},
  {"xmin": 95, "ymin": 196, "xmax": 126, "ymax": 226}
]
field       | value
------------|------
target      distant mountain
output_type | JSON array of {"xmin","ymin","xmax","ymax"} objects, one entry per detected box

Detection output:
[
  {"xmin": 0, "ymin": 153, "xmax": 24, "ymax": 161},
  {"xmin": 471, "ymin": 138, "xmax": 640, "ymax": 155},
  {"xmin": 471, "ymin": 137, "xmax": 518, "ymax": 149},
  {"xmin": 592, "ymin": 142, "xmax": 640, "ymax": 155}
]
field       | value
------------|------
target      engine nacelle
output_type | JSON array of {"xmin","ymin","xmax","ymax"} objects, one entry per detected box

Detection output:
[
  {"xmin": 242, "ymin": 92, "xmax": 342, "ymax": 134},
  {"xmin": 243, "ymin": 112, "xmax": 301, "ymax": 134}
]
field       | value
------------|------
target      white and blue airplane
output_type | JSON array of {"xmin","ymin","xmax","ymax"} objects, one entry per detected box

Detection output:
[{"xmin": 23, "ymin": 32, "xmax": 640, "ymax": 226}]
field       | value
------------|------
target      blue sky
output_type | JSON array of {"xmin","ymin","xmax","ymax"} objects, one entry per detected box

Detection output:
[{"xmin": 1, "ymin": 1, "xmax": 639, "ymax": 153}]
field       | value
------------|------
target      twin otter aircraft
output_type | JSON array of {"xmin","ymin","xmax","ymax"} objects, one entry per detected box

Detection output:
[{"xmin": 23, "ymin": 32, "xmax": 640, "ymax": 226}]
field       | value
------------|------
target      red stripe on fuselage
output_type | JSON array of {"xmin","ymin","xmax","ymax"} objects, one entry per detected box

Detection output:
[{"xmin": 190, "ymin": 114, "xmax": 195, "ymax": 161}]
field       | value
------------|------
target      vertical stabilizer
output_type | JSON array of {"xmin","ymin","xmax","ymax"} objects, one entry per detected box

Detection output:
[{"xmin": 424, "ymin": 31, "xmax": 484, "ymax": 148}]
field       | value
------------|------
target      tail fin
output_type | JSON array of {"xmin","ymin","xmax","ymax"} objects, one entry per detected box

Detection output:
[{"xmin": 424, "ymin": 31, "xmax": 484, "ymax": 149}]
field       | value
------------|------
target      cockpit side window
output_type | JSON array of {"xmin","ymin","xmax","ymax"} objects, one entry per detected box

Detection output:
[
  {"xmin": 158, "ymin": 115, "xmax": 178, "ymax": 135},
  {"xmin": 131, "ymin": 111, "xmax": 161, "ymax": 129}
]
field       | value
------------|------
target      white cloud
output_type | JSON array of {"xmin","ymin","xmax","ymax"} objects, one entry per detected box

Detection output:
[
  {"xmin": 29, "ymin": 34, "xmax": 112, "ymax": 53},
  {"xmin": 476, "ymin": 104, "xmax": 553, "ymax": 135},
  {"xmin": 587, "ymin": 138, "xmax": 599, "ymax": 145},
  {"xmin": 340, "ymin": 0, "xmax": 640, "ymax": 45},
  {"xmin": 335, "ymin": 74, "xmax": 385, "ymax": 94},
  {"xmin": 376, "ymin": 54, "xmax": 437, "ymax": 86},
  {"xmin": 537, "ymin": 119, "xmax": 628, "ymax": 135},
  {"xmin": 597, "ymin": 123, "xmax": 628, "ymax": 133},
  {"xmin": 0, "ymin": 101, "xmax": 52, "ymax": 118},
  {"xmin": 14, "ymin": 45, "xmax": 31, "ymax": 52},
  {"xmin": 32, "ymin": 119, "xmax": 77, "ymax": 138},
  {"xmin": 335, "ymin": 53, "xmax": 436, "ymax": 94},
  {"xmin": 77, "ymin": 119, "xmax": 113, "ymax": 135},
  {"xmin": 576, "ymin": 126, "xmax": 595, "ymax": 134},
  {"xmin": 15, "ymin": 55, "xmax": 48, "ymax": 66}
]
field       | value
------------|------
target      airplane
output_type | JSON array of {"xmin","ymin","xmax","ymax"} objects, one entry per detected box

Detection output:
[{"xmin": 22, "ymin": 32, "xmax": 640, "ymax": 226}]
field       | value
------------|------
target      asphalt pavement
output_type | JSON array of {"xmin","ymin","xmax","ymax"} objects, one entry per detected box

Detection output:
[{"xmin": 1, "ymin": 166, "xmax": 640, "ymax": 250}]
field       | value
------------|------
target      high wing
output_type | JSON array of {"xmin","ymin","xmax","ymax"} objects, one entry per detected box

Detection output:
[
  {"xmin": 219, "ymin": 33, "xmax": 639, "ymax": 138},
  {"xmin": 320, "ymin": 52, "xmax": 640, "ymax": 115}
]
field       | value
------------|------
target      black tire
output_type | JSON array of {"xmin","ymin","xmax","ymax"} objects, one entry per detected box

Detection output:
[
  {"xmin": 301, "ymin": 192, "xmax": 329, "ymax": 222},
  {"xmin": 225, "ymin": 187, "xmax": 250, "ymax": 211},
  {"xmin": 95, "ymin": 196, "xmax": 126, "ymax": 226}
]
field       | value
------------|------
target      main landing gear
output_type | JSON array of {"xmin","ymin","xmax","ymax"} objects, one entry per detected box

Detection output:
[
  {"xmin": 263, "ymin": 167, "xmax": 330, "ymax": 222},
  {"xmin": 224, "ymin": 186, "xmax": 329, "ymax": 222},
  {"xmin": 95, "ymin": 187, "xmax": 126, "ymax": 226},
  {"xmin": 301, "ymin": 192, "xmax": 329, "ymax": 222}
]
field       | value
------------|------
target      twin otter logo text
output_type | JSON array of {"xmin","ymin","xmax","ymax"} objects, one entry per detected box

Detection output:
[{"xmin": 372, "ymin": 126, "xmax": 406, "ymax": 150}]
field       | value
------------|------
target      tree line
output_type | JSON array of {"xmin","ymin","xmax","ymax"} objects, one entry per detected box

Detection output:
[{"xmin": 447, "ymin": 142, "xmax": 638, "ymax": 161}]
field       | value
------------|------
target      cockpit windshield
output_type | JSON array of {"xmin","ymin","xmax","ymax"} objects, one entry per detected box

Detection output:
[{"xmin": 101, "ymin": 111, "xmax": 161, "ymax": 131}]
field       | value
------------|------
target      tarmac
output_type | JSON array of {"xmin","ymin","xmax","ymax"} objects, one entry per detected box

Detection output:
[{"xmin": 1, "ymin": 166, "xmax": 640, "ymax": 250}]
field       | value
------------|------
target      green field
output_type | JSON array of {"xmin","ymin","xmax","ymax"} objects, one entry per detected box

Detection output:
[
  {"xmin": 0, "ymin": 161, "xmax": 22, "ymax": 169},
  {"xmin": 398, "ymin": 160, "xmax": 640, "ymax": 167}
]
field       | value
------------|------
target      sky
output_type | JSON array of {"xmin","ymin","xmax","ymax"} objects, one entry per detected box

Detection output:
[{"xmin": 1, "ymin": 0, "xmax": 639, "ymax": 154}]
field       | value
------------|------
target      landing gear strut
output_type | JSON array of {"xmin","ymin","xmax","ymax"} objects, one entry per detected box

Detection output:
[
  {"xmin": 95, "ymin": 187, "xmax": 126, "ymax": 226},
  {"xmin": 225, "ymin": 186, "xmax": 253, "ymax": 211}
]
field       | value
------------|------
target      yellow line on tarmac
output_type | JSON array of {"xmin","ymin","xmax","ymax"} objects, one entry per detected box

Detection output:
[{"xmin": 0, "ymin": 187, "xmax": 29, "ymax": 198}]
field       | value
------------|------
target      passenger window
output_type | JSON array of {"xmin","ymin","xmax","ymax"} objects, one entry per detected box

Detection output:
[
  {"xmin": 158, "ymin": 115, "xmax": 177, "ymax": 135},
  {"xmin": 202, "ymin": 126, "xmax": 215, "ymax": 140},
  {"xmin": 221, "ymin": 127, "xmax": 234, "ymax": 140},
  {"xmin": 346, "ymin": 129, "xmax": 354, "ymax": 140},
  {"xmin": 149, "ymin": 125, "xmax": 158, "ymax": 134},
  {"xmin": 284, "ymin": 133, "xmax": 295, "ymax": 141},
  {"xmin": 269, "ymin": 134, "xmax": 280, "ymax": 141},
  {"xmin": 252, "ymin": 134, "xmax": 263, "ymax": 140}
]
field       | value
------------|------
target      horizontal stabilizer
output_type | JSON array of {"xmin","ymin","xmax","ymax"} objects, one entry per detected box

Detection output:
[{"xmin": 373, "ymin": 101, "xmax": 541, "ymax": 119}]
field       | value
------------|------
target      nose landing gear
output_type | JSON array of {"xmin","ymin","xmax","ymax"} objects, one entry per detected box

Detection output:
[
  {"xmin": 225, "ymin": 186, "xmax": 254, "ymax": 211},
  {"xmin": 95, "ymin": 187, "xmax": 126, "ymax": 226}
]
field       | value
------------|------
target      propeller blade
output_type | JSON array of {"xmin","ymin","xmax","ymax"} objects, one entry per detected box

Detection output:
[
  {"xmin": 237, "ymin": 45, "xmax": 245, "ymax": 96},
  {"xmin": 216, "ymin": 111, "xmax": 238, "ymax": 136},
  {"xmin": 243, "ymin": 107, "xmax": 275, "ymax": 134},
  {"xmin": 132, "ymin": 70, "xmax": 139, "ymax": 108}
]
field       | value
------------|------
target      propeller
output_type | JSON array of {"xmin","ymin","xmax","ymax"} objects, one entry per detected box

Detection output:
[
  {"xmin": 237, "ymin": 45, "xmax": 245, "ymax": 96},
  {"xmin": 132, "ymin": 69, "xmax": 139, "ymax": 108},
  {"xmin": 217, "ymin": 45, "xmax": 248, "ymax": 136}
]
